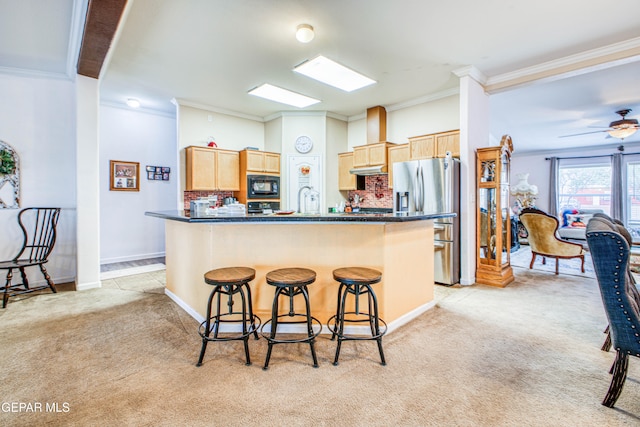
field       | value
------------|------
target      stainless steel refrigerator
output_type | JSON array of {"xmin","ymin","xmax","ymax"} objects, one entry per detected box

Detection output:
[{"xmin": 393, "ymin": 155, "xmax": 460, "ymax": 285}]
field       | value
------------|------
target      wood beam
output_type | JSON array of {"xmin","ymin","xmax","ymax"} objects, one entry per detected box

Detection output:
[{"xmin": 77, "ymin": 0, "xmax": 127, "ymax": 79}]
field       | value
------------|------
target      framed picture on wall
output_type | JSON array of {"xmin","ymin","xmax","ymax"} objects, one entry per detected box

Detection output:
[{"xmin": 110, "ymin": 160, "xmax": 140, "ymax": 191}]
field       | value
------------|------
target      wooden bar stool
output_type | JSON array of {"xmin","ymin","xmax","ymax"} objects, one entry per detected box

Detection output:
[
  {"xmin": 196, "ymin": 267, "xmax": 261, "ymax": 367},
  {"xmin": 261, "ymin": 267, "xmax": 321, "ymax": 369},
  {"xmin": 328, "ymin": 267, "xmax": 387, "ymax": 366}
]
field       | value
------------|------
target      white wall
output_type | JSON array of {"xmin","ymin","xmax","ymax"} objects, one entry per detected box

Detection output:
[
  {"xmin": 387, "ymin": 96, "xmax": 460, "ymax": 144},
  {"xmin": 346, "ymin": 96, "xmax": 460, "ymax": 149},
  {"xmin": 0, "ymin": 73, "xmax": 77, "ymax": 285},
  {"xmin": 99, "ymin": 105, "xmax": 178, "ymax": 264}
]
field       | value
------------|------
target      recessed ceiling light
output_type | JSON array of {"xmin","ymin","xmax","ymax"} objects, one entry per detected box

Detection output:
[
  {"xmin": 296, "ymin": 24, "xmax": 314, "ymax": 43},
  {"xmin": 126, "ymin": 98, "xmax": 141, "ymax": 108},
  {"xmin": 294, "ymin": 55, "xmax": 376, "ymax": 92},
  {"xmin": 248, "ymin": 83, "xmax": 320, "ymax": 108}
]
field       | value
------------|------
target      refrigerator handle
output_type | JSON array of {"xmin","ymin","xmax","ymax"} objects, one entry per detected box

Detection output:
[
  {"xmin": 413, "ymin": 166, "xmax": 420, "ymax": 210},
  {"xmin": 419, "ymin": 165, "xmax": 425, "ymax": 212}
]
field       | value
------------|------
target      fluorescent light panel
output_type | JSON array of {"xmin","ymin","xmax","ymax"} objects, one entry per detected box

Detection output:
[
  {"xmin": 248, "ymin": 83, "xmax": 320, "ymax": 108},
  {"xmin": 294, "ymin": 55, "xmax": 376, "ymax": 92}
]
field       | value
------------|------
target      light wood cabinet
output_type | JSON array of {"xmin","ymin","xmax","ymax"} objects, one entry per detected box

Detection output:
[
  {"xmin": 387, "ymin": 143, "xmax": 409, "ymax": 189},
  {"xmin": 352, "ymin": 142, "xmax": 393, "ymax": 168},
  {"xmin": 435, "ymin": 130, "xmax": 460, "ymax": 158},
  {"xmin": 241, "ymin": 150, "xmax": 280, "ymax": 174},
  {"xmin": 185, "ymin": 146, "xmax": 239, "ymax": 191},
  {"xmin": 409, "ymin": 130, "xmax": 460, "ymax": 160},
  {"xmin": 338, "ymin": 152, "xmax": 357, "ymax": 190},
  {"xmin": 216, "ymin": 150, "xmax": 240, "ymax": 190},
  {"xmin": 409, "ymin": 134, "xmax": 435, "ymax": 159}
]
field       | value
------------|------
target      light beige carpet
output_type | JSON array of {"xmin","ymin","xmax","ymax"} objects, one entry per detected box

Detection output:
[{"xmin": 1, "ymin": 267, "xmax": 639, "ymax": 426}]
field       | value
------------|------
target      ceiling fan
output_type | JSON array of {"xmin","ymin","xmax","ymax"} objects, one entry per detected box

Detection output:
[{"xmin": 560, "ymin": 109, "xmax": 639, "ymax": 140}]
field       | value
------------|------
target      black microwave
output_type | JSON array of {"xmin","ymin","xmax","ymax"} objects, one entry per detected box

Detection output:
[{"xmin": 247, "ymin": 175, "xmax": 280, "ymax": 199}]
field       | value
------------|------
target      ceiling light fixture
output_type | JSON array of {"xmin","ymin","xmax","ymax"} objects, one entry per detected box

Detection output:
[
  {"xmin": 606, "ymin": 109, "xmax": 638, "ymax": 140},
  {"xmin": 248, "ymin": 83, "xmax": 320, "ymax": 108},
  {"xmin": 126, "ymin": 98, "xmax": 141, "ymax": 108},
  {"xmin": 608, "ymin": 127, "xmax": 637, "ymax": 140},
  {"xmin": 294, "ymin": 55, "xmax": 376, "ymax": 92},
  {"xmin": 295, "ymin": 24, "xmax": 314, "ymax": 43}
]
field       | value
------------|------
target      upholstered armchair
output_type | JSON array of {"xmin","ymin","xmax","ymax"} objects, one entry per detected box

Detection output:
[
  {"xmin": 519, "ymin": 208, "xmax": 585, "ymax": 275},
  {"xmin": 587, "ymin": 217, "xmax": 640, "ymax": 407}
]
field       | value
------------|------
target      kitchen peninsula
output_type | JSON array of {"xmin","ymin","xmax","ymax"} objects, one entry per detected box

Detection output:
[{"xmin": 146, "ymin": 210, "xmax": 454, "ymax": 333}]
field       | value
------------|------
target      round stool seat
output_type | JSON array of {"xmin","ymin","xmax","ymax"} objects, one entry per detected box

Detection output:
[
  {"xmin": 204, "ymin": 267, "xmax": 255, "ymax": 285},
  {"xmin": 262, "ymin": 267, "xmax": 320, "ymax": 369},
  {"xmin": 266, "ymin": 267, "xmax": 316, "ymax": 287},
  {"xmin": 328, "ymin": 266, "xmax": 386, "ymax": 366},
  {"xmin": 196, "ymin": 266, "xmax": 260, "ymax": 367},
  {"xmin": 333, "ymin": 267, "xmax": 381, "ymax": 284}
]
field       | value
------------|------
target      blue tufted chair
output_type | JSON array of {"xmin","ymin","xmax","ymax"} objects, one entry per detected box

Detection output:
[{"xmin": 586, "ymin": 217, "xmax": 640, "ymax": 407}]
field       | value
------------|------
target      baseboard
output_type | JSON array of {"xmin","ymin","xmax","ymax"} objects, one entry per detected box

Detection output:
[
  {"xmin": 165, "ymin": 288, "xmax": 204, "ymax": 324},
  {"xmin": 385, "ymin": 300, "xmax": 437, "ymax": 333},
  {"xmin": 164, "ymin": 287, "xmax": 437, "ymax": 335},
  {"xmin": 77, "ymin": 280, "xmax": 101, "ymax": 291},
  {"xmin": 100, "ymin": 252, "xmax": 165, "ymax": 265},
  {"xmin": 100, "ymin": 264, "xmax": 165, "ymax": 280}
]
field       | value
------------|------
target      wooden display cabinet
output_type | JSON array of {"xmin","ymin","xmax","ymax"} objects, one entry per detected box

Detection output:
[
  {"xmin": 185, "ymin": 146, "xmax": 239, "ymax": 191},
  {"xmin": 475, "ymin": 138, "xmax": 514, "ymax": 288}
]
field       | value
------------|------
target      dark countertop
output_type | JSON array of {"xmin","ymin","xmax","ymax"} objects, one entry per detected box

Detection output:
[{"xmin": 145, "ymin": 210, "xmax": 456, "ymax": 223}]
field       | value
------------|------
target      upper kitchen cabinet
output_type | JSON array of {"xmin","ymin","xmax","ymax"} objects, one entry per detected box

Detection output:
[
  {"xmin": 409, "ymin": 130, "xmax": 460, "ymax": 160},
  {"xmin": 352, "ymin": 142, "xmax": 393, "ymax": 168},
  {"xmin": 185, "ymin": 146, "xmax": 240, "ymax": 191},
  {"xmin": 338, "ymin": 152, "xmax": 356, "ymax": 190},
  {"xmin": 387, "ymin": 143, "xmax": 410, "ymax": 188},
  {"xmin": 240, "ymin": 149, "xmax": 280, "ymax": 175},
  {"xmin": 435, "ymin": 130, "xmax": 460, "ymax": 158}
]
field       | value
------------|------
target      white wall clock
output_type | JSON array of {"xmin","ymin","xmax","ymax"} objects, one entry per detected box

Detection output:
[{"xmin": 295, "ymin": 135, "xmax": 313, "ymax": 154}]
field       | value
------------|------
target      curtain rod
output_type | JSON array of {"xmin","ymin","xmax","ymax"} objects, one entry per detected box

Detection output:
[{"xmin": 545, "ymin": 152, "xmax": 640, "ymax": 161}]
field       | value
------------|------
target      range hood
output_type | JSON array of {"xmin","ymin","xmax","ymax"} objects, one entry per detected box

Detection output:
[
  {"xmin": 349, "ymin": 165, "xmax": 386, "ymax": 175},
  {"xmin": 350, "ymin": 106, "xmax": 390, "ymax": 176}
]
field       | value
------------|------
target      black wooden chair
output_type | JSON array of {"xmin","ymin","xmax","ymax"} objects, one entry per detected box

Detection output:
[{"xmin": 0, "ymin": 207, "xmax": 61, "ymax": 308}]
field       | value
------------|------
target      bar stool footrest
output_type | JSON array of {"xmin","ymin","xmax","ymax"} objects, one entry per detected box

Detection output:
[
  {"xmin": 327, "ymin": 313, "xmax": 387, "ymax": 340},
  {"xmin": 260, "ymin": 314, "xmax": 322, "ymax": 344},
  {"xmin": 199, "ymin": 313, "xmax": 262, "ymax": 342}
]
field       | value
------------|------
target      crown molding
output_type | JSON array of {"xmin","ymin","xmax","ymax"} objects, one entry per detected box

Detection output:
[
  {"xmin": 0, "ymin": 66, "xmax": 71, "ymax": 81},
  {"xmin": 263, "ymin": 110, "xmax": 348, "ymax": 123},
  {"xmin": 452, "ymin": 66, "xmax": 487, "ymax": 85},
  {"xmin": 386, "ymin": 87, "xmax": 460, "ymax": 113},
  {"xmin": 173, "ymin": 98, "xmax": 264, "ymax": 122},
  {"xmin": 66, "ymin": 0, "xmax": 89, "ymax": 79},
  {"xmin": 101, "ymin": 100, "xmax": 176, "ymax": 118},
  {"xmin": 485, "ymin": 37, "xmax": 640, "ymax": 93}
]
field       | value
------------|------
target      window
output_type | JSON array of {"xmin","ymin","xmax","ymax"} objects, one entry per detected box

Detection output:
[
  {"xmin": 557, "ymin": 159, "xmax": 611, "ymax": 215},
  {"xmin": 625, "ymin": 155, "xmax": 640, "ymax": 241}
]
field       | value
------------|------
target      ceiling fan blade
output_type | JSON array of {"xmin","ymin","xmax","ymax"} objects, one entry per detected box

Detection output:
[{"xmin": 559, "ymin": 129, "xmax": 608, "ymax": 138}]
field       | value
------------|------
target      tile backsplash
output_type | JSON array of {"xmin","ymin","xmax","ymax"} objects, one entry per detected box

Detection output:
[
  {"xmin": 183, "ymin": 190, "xmax": 235, "ymax": 210},
  {"xmin": 347, "ymin": 175, "xmax": 393, "ymax": 209}
]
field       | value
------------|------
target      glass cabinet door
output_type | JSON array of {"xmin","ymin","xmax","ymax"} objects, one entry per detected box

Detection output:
[{"xmin": 479, "ymin": 187, "xmax": 497, "ymax": 262}]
